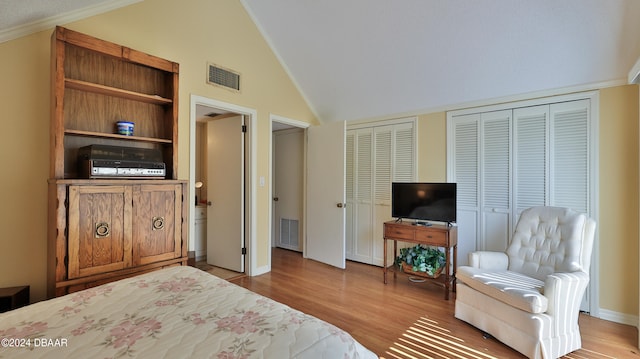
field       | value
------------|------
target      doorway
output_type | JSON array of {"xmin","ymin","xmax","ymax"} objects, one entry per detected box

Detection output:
[
  {"xmin": 189, "ymin": 95, "xmax": 257, "ymax": 275},
  {"xmin": 271, "ymin": 115, "xmax": 308, "ymax": 253},
  {"xmin": 272, "ymin": 128, "xmax": 303, "ymax": 251}
]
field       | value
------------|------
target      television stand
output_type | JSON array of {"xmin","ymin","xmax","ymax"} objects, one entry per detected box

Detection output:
[{"xmin": 383, "ymin": 221, "xmax": 457, "ymax": 300}]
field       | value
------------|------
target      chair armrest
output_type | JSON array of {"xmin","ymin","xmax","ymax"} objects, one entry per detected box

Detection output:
[
  {"xmin": 544, "ymin": 271, "xmax": 590, "ymax": 326},
  {"xmin": 468, "ymin": 251, "xmax": 508, "ymax": 270}
]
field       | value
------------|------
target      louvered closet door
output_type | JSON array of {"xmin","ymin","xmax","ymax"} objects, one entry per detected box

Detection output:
[
  {"xmin": 372, "ymin": 126, "xmax": 393, "ymax": 265},
  {"xmin": 345, "ymin": 131, "xmax": 356, "ymax": 258},
  {"xmin": 449, "ymin": 97, "xmax": 594, "ymax": 267},
  {"xmin": 353, "ymin": 128, "xmax": 374, "ymax": 263},
  {"xmin": 450, "ymin": 114, "xmax": 480, "ymax": 264},
  {"xmin": 550, "ymin": 100, "xmax": 590, "ymax": 213},
  {"xmin": 374, "ymin": 127, "xmax": 392, "ymax": 205},
  {"xmin": 513, "ymin": 100, "xmax": 591, "ymax": 217},
  {"xmin": 346, "ymin": 120, "xmax": 415, "ymax": 266},
  {"xmin": 514, "ymin": 105, "xmax": 549, "ymax": 219},
  {"xmin": 551, "ymin": 99, "xmax": 592, "ymax": 312},
  {"xmin": 449, "ymin": 114, "xmax": 480, "ymax": 265},
  {"xmin": 393, "ymin": 123, "xmax": 415, "ymax": 182},
  {"xmin": 373, "ymin": 122, "xmax": 417, "ymax": 265},
  {"xmin": 481, "ymin": 110, "xmax": 512, "ymax": 251}
]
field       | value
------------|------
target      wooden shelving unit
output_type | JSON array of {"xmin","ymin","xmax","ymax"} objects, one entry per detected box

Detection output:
[
  {"xmin": 47, "ymin": 26, "xmax": 187, "ymax": 298},
  {"xmin": 50, "ymin": 26, "xmax": 179, "ymax": 179}
]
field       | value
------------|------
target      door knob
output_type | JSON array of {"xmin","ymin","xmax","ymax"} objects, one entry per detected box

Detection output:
[
  {"xmin": 273, "ymin": 197, "xmax": 279, "ymax": 201},
  {"xmin": 337, "ymin": 203, "xmax": 346, "ymax": 208},
  {"xmin": 207, "ymin": 201, "xmax": 212, "ymax": 206}
]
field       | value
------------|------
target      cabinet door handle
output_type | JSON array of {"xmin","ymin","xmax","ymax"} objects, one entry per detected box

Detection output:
[
  {"xmin": 152, "ymin": 216, "xmax": 165, "ymax": 231},
  {"xmin": 95, "ymin": 222, "xmax": 110, "ymax": 238}
]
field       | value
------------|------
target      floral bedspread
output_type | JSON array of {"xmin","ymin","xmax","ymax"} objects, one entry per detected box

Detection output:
[{"xmin": 0, "ymin": 266, "xmax": 377, "ymax": 359}]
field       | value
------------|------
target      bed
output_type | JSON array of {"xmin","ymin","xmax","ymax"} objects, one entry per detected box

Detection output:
[{"xmin": 0, "ymin": 266, "xmax": 378, "ymax": 358}]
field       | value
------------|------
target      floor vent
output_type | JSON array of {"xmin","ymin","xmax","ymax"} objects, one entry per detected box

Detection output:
[
  {"xmin": 280, "ymin": 218, "xmax": 299, "ymax": 249},
  {"xmin": 207, "ymin": 63, "xmax": 240, "ymax": 91}
]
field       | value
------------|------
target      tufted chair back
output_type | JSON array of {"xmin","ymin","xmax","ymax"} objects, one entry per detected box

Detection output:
[{"xmin": 506, "ymin": 206, "xmax": 596, "ymax": 281}]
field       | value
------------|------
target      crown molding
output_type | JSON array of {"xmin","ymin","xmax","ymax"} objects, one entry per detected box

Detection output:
[
  {"xmin": 0, "ymin": 0, "xmax": 142, "ymax": 44},
  {"xmin": 346, "ymin": 78, "xmax": 627, "ymax": 124}
]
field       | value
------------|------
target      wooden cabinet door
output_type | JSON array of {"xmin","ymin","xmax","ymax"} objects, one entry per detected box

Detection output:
[
  {"xmin": 68, "ymin": 185, "xmax": 133, "ymax": 279},
  {"xmin": 132, "ymin": 184, "xmax": 182, "ymax": 266}
]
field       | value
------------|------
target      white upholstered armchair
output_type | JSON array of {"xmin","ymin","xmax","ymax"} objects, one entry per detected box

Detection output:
[{"xmin": 454, "ymin": 206, "xmax": 596, "ymax": 359}]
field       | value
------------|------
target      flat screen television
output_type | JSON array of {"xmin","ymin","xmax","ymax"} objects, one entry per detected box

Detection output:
[{"xmin": 391, "ymin": 182, "xmax": 457, "ymax": 224}]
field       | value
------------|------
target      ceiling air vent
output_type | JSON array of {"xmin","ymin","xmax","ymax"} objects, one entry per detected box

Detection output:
[{"xmin": 207, "ymin": 63, "xmax": 240, "ymax": 92}]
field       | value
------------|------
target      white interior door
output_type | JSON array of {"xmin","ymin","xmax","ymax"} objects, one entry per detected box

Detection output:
[
  {"xmin": 206, "ymin": 115, "xmax": 244, "ymax": 272},
  {"xmin": 306, "ymin": 121, "xmax": 346, "ymax": 269}
]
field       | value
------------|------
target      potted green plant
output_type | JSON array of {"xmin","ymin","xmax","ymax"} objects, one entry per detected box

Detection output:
[{"xmin": 395, "ymin": 244, "xmax": 446, "ymax": 278}]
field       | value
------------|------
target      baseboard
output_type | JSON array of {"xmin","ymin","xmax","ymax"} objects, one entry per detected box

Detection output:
[
  {"xmin": 252, "ymin": 264, "xmax": 271, "ymax": 276},
  {"xmin": 598, "ymin": 308, "xmax": 639, "ymax": 327}
]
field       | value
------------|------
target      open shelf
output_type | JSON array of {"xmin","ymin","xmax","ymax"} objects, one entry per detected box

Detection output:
[
  {"xmin": 65, "ymin": 79, "xmax": 173, "ymax": 105},
  {"xmin": 64, "ymin": 129, "xmax": 173, "ymax": 144},
  {"xmin": 51, "ymin": 26, "xmax": 178, "ymax": 180}
]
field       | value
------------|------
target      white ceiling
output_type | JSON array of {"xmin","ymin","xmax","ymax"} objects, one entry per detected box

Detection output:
[
  {"xmin": 241, "ymin": 0, "xmax": 640, "ymax": 122},
  {"xmin": 0, "ymin": 0, "xmax": 141, "ymax": 40},
  {"xmin": 0, "ymin": 0, "xmax": 102, "ymax": 29},
  {"xmin": 3, "ymin": 0, "xmax": 640, "ymax": 123}
]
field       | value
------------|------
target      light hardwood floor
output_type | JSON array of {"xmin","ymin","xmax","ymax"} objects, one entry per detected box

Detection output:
[{"xmin": 230, "ymin": 248, "xmax": 638, "ymax": 359}]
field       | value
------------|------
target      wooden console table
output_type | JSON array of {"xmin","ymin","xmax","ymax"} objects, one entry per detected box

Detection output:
[{"xmin": 383, "ymin": 221, "xmax": 457, "ymax": 300}]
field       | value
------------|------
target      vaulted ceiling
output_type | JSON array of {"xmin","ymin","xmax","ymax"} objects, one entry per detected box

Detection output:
[
  {"xmin": 3, "ymin": 0, "xmax": 640, "ymax": 123},
  {"xmin": 241, "ymin": 0, "xmax": 640, "ymax": 122}
]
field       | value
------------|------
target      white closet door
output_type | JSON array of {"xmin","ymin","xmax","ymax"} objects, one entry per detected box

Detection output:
[
  {"xmin": 353, "ymin": 129, "xmax": 374, "ymax": 263},
  {"xmin": 512, "ymin": 100, "xmax": 591, "ymax": 215},
  {"xmin": 448, "ymin": 97, "xmax": 595, "ymax": 270},
  {"xmin": 550, "ymin": 99, "xmax": 592, "ymax": 313},
  {"xmin": 346, "ymin": 119, "xmax": 416, "ymax": 266},
  {"xmin": 550, "ymin": 99, "xmax": 590, "ymax": 213},
  {"xmin": 372, "ymin": 126, "xmax": 393, "ymax": 266},
  {"xmin": 450, "ymin": 114, "xmax": 480, "ymax": 265},
  {"xmin": 345, "ymin": 131, "xmax": 356, "ymax": 259},
  {"xmin": 374, "ymin": 127, "xmax": 392, "ymax": 204},
  {"xmin": 481, "ymin": 110, "xmax": 512, "ymax": 252},
  {"xmin": 513, "ymin": 105, "xmax": 549, "ymax": 221},
  {"xmin": 393, "ymin": 123, "xmax": 416, "ymax": 182}
]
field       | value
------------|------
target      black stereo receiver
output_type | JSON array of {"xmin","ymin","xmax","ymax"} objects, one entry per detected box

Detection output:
[{"xmin": 78, "ymin": 145, "xmax": 166, "ymax": 179}]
